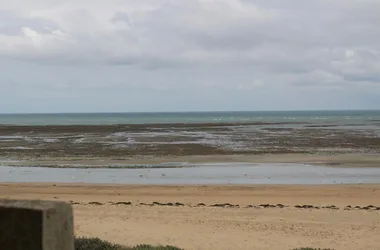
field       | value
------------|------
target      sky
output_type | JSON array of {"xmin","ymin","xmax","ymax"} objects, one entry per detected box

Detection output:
[{"xmin": 0, "ymin": 0, "xmax": 379, "ymax": 113}]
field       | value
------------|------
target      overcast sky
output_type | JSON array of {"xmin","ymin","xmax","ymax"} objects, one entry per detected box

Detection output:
[{"xmin": 0, "ymin": 0, "xmax": 379, "ymax": 113}]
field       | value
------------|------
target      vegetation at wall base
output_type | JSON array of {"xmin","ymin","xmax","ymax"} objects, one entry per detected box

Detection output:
[
  {"xmin": 75, "ymin": 237, "xmax": 334, "ymax": 250},
  {"xmin": 75, "ymin": 237, "xmax": 182, "ymax": 250},
  {"xmin": 293, "ymin": 248, "xmax": 334, "ymax": 250}
]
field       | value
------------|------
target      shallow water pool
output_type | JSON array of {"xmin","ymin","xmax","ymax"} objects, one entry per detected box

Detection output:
[{"xmin": 1, "ymin": 163, "xmax": 380, "ymax": 185}]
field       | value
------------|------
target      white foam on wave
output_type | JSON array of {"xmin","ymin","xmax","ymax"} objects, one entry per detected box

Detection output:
[
  {"xmin": 111, "ymin": 144, "xmax": 134, "ymax": 149},
  {"xmin": 0, "ymin": 135, "xmax": 25, "ymax": 139},
  {"xmin": 101, "ymin": 130, "xmax": 252, "ymax": 151},
  {"xmin": 5, "ymin": 146, "xmax": 34, "ymax": 150},
  {"xmin": 108, "ymin": 132, "xmax": 130, "ymax": 138},
  {"xmin": 42, "ymin": 138, "xmax": 59, "ymax": 143},
  {"xmin": 73, "ymin": 138, "xmax": 86, "ymax": 143},
  {"xmin": 101, "ymin": 140, "xmax": 199, "ymax": 145},
  {"xmin": 0, "ymin": 135, "xmax": 60, "ymax": 143}
]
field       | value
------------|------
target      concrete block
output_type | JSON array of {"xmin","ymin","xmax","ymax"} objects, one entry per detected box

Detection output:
[{"xmin": 0, "ymin": 199, "xmax": 74, "ymax": 250}]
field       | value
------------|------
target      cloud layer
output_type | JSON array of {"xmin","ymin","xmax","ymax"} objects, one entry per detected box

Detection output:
[{"xmin": 0, "ymin": 0, "xmax": 379, "ymax": 112}]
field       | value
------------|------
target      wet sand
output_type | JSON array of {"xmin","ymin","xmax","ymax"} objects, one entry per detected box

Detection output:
[
  {"xmin": 1, "ymin": 123, "xmax": 380, "ymax": 161},
  {"xmin": 3, "ymin": 162, "xmax": 380, "ymax": 184},
  {"xmin": 1, "ymin": 123, "xmax": 380, "ymax": 170},
  {"xmin": 1, "ymin": 183, "xmax": 380, "ymax": 250},
  {"xmin": 3, "ymin": 153, "xmax": 380, "ymax": 168}
]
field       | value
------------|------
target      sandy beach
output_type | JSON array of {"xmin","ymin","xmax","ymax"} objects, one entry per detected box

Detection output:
[
  {"xmin": 1, "ymin": 183, "xmax": 380, "ymax": 250},
  {"xmin": 1, "ymin": 121, "xmax": 380, "ymax": 249}
]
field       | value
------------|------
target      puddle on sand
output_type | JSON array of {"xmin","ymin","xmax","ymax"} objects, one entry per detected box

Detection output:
[{"xmin": 1, "ymin": 163, "xmax": 380, "ymax": 185}]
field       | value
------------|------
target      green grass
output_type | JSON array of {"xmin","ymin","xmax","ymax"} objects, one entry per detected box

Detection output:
[
  {"xmin": 75, "ymin": 237, "xmax": 334, "ymax": 250},
  {"xmin": 75, "ymin": 237, "xmax": 182, "ymax": 250}
]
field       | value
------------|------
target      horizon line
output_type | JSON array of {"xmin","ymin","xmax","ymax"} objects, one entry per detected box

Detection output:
[{"xmin": 0, "ymin": 109, "xmax": 379, "ymax": 115}]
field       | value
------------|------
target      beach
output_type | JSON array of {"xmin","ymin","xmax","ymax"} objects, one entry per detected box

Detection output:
[
  {"xmin": 1, "ymin": 183, "xmax": 380, "ymax": 250},
  {"xmin": 1, "ymin": 112, "xmax": 380, "ymax": 249}
]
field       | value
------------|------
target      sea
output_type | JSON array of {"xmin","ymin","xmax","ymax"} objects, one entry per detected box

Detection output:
[{"xmin": 0, "ymin": 110, "xmax": 379, "ymax": 126}]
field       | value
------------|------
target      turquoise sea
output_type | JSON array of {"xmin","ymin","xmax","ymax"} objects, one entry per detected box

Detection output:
[{"xmin": 0, "ymin": 110, "xmax": 379, "ymax": 126}]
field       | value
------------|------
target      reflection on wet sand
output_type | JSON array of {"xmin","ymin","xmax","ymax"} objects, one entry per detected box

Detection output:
[{"xmin": 2, "ymin": 163, "xmax": 380, "ymax": 185}]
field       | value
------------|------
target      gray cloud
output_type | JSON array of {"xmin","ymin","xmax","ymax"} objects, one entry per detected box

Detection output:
[
  {"xmin": 0, "ymin": 10, "xmax": 58, "ymax": 36},
  {"xmin": 0, "ymin": 0, "xmax": 379, "ymax": 112}
]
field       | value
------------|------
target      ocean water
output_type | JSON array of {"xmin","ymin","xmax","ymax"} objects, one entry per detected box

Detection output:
[{"xmin": 0, "ymin": 110, "xmax": 379, "ymax": 126}]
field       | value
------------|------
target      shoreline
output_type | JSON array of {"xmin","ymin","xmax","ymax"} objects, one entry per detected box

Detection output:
[{"xmin": 0, "ymin": 121, "xmax": 307, "ymax": 129}]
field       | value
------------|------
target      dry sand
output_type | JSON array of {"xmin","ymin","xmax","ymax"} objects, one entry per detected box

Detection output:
[{"xmin": 1, "ymin": 183, "xmax": 380, "ymax": 250}]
